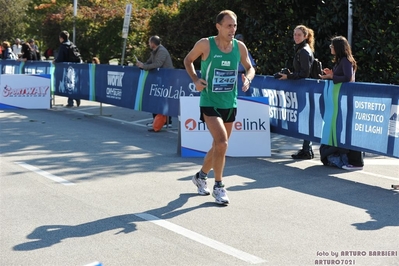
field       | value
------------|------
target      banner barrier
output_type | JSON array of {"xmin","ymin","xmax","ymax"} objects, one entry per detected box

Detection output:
[
  {"xmin": 0, "ymin": 74, "xmax": 51, "ymax": 109},
  {"xmin": 180, "ymin": 96, "xmax": 271, "ymax": 157},
  {"xmin": 0, "ymin": 60, "xmax": 398, "ymax": 158}
]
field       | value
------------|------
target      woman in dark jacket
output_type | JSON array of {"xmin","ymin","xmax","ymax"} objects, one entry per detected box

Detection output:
[
  {"xmin": 278, "ymin": 25, "xmax": 315, "ymax": 159},
  {"xmin": 19, "ymin": 42, "xmax": 37, "ymax": 61},
  {"xmin": 321, "ymin": 36, "xmax": 357, "ymax": 83},
  {"xmin": 278, "ymin": 25, "xmax": 315, "ymax": 80},
  {"xmin": 320, "ymin": 36, "xmax": 363, "ymax": 170}
]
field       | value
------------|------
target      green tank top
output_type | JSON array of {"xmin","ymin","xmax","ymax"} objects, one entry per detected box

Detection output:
[{"xmin": 200, "ymin": 36, "xmax": 240, "ymax": 109}]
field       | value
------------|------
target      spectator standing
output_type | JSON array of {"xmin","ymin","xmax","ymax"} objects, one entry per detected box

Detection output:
[
  {"xmin": 320, "ymin": 36, "xmax": 356, "ymax": 83},
  {"xmin": 44, "ymin": 48, "xmax": 54, "ymax": 60},
  {"xmin": 183, "ymin": 10, "xmax": 255, "ymax": 204},
  {"xmin": 54, "ymin": 30, "xmax": 81, "ymax": 107},
  {"xmin": 278, "ymin": 25, "xmax": 315, "ymax": 160},
  {"xmin": 319, "ymin": 36, "xmax": 363, "ymax": 170},
  {"xmin": 235, "ymin": 34, "xmax": 256, "ymax": 73},
  {"xmin": 12, "ymin": 38, "xmax": 22, "ymax": 58},
  {"xmin": 29, "ymin": 39, "xmax": 41, "ymax": 60},
  {"xmin": 19, "ymin": 41, "xmax": 37, "ymax": 61},
  {"xmin": 136, "ymin": 35, "xmax": 174, "ymax": 129},
  {"xmin": 1, "ymin": 41, "xmax": 17, "ymax": 60}
]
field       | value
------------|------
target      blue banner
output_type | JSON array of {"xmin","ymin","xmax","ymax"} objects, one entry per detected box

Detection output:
[
  {"xmin": 23, "ymin": 61, "xmax": 53, "ymax": 75},
  {"xmin": 94, "ymin": 64, "xmax": 140, "ymax": 108},
  {"xmin": 137, "ymin": 68, "xmax": 199, "ymax": 116},
  {"xmin": 253, "ymin": 77, "xmax": 399, "ymax": 158},
  {"xmin": 1, "ymin": 61, "xmax": 398, "ymax": 158},
  {"xmin": 1, "ymin": 60, "xmax": 22, "ymax": 74},
  {"xmin": 53, "ymin": 63, "xmax": 91, "ymax": 100}
]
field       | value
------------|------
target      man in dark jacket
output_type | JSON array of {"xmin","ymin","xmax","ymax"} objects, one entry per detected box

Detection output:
[{"xmin": 54, "ymin": 30, "xmax": 81, "ymax": 107}]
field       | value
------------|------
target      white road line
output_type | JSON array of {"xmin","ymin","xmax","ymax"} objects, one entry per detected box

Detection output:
[
  {"xmin": 135, "ymin": 212, "xmax": 266, "ymax": 264},
  {"xmin": 363, "ymin": 158, "xmax": 399, "ymax": 165},
  {"xmin": 360, "ymin": 171, "xmax": 399, "ymax": 181},
  {"xmin": 15, "ymin": 162, "xmax": 75, "ymax": 186},
  {"xmin": 306, "ymin": 159, "xmax": 399, "ymax": 181}
]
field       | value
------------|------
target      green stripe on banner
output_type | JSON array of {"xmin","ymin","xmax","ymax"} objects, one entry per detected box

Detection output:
[
  {"xmin": 134, "ymin": 70, "xmax": 148, "ymax": 110},
  {"xmin": 89, "ymin": 64, "xmax": 96, "ymax": 101},
  {"xmin": 50, "ymin": 64, "xmax": 55, "ymax": 95},
  {"xmin": 19, "ymin": 61, "xmax": 25, "ymax": 74},
  {"xmin": 330, "ymin": 83, "xmax": 342, "ymax": 146}
]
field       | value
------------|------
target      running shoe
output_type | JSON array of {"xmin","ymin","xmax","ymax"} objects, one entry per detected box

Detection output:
[
  {"xmin": 212, "ymin": 186, "xmax": 230, "ymax": 205},
  {"xmin": 192, "ymin": 173, "xmax": 210, "ymax": 195},
  {"xmin": 342, "ymin": 164, "xmax": 363, "ymax": 171}
]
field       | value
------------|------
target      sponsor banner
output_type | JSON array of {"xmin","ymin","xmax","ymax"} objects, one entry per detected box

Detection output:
[
  {"xmin": 180, "ymin": 96, "xmax": 271, "ymax": 157},
  {"xmin": 389, "ymin": 105, "xmax": 399, "ymax": 158},
  {"xmin": 23, "ymin": 61, "xmax": 53, "ymax": 75},
  {"xmin": 53, "ymin": 63, "xmax": 91, "ymax": 100},
  {"xmin": 1, "ymin": 61, "xmax": 398, "ymax": 158},
  {"xmin": 0, "ymin": 60, "xmax": 21, "ymax": 74},
  {"xmin": 137, "ymin": 68, "xmax": 200, "ymax": 116},
  {"xmin": 254, "ymin": 77, "xmax": 322, "ymax": 137},
  {"xmin": 94, "ymin": 64, "xmax": 140, "ymax": 108},
  {"xmin": 253, "ymin": 77, "xmax": 399, "ymax": 158},
  {"xmin": 343, "ymin": 82, "xmax": 399, "ymax": 157},
  {"xmin": 0, "ymin": 74, "xmax": 51, "ymax": 109}
]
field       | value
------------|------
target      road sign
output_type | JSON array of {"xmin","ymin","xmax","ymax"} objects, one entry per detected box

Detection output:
[{"xmin": 122, "ymin": 4, "xmax": 132, "ymax": 39}]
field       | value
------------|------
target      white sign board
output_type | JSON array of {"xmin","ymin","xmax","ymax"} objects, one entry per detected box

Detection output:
[
  {"xmin": 0, "ymin": 74, "xmax": 51, "ymax": 109},
  {"xmin": 180, "ymin": 96, "xmax": 271, "ymax": 157},
  {"xmin": 122, "ymin": 4, "xmax": 132, "ymax": 39}
]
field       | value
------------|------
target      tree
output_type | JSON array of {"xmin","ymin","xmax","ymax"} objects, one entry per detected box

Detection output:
[
  {"xmin": 25, "ymin": 0, "xmax": 152, "ymax": 64},
  {"xmin": 15, "ymin": 0, "xmax": 399, "ymax": 84},
  {"xmin": 351, "ymin": 0, "xmax": 399, "ymax": 84},
  {"xmin": 0, "ymin": 0, "xmax": 31, "ymax": 42},
  {"xmin": 146, "ymin": 0, "xmax": 244, "ymax": 69}
]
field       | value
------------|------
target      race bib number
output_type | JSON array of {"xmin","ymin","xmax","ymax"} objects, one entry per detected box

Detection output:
[{"xmin": 212, "ymin": 69, "xmax": 237, "ymax": 92}]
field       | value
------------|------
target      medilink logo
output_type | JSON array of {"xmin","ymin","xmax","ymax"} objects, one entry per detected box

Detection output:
[{"xmin": 184, "ymin": 118, "xmax": 268, "ymax": 131}]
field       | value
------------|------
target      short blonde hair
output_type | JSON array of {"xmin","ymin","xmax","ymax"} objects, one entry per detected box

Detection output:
[
  {"xmin": 2, "ymin": 41, "xmax": 11, "ymax": 48},
  {"xmin": 92, "ymin": 57, "xmax": 100, "ymax": 64}
]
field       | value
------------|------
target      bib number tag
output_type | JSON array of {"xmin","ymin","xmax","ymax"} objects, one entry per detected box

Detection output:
[{"xmin": 212, "ymin": 69, "xmax": 237, "ymax": 92}]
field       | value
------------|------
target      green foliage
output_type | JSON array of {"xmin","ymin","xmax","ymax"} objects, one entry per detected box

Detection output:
[
  {"xmin": 351, "ymin": 0, "xmax": 399, "ymax": 84},
  {"xmin": 0, "ymin": 0, "xmax": 31, "ymax": 42},
  {"xmin": 135, "ymin": 0, "xmax": 179, "ymax": 9},
  {"xmin": 242, "ymin": 0, "xmax": 398, "ymax": 84},
  {"xmin": 233, "ymin": 0, "xmax": 348, "ymax": 76},
  {"xmin": 145, "ymin": 0, "xmax": 244, "ymax": 69},
  {"xmin": 160, "ymin": 0, "xmax": 396, "ymax": 84},
  {"xmin": 15, "ymin": 0, "xmax": 399, "ymax": 84},
  {"xmin": 24, "ymin": 0, "xmax": 152, "ymax": 64}
]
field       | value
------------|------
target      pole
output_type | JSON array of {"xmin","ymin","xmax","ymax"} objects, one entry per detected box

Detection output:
[
  {"xmin": 348, "ymin": 0, "xmax": 353, "ymax": 46},
  {"xmin": 121, "ymin": 4, "xmax": 132, "ymax": 65},
  {"xmin": 73, "ymin": 0, "xmax": 77, "ymax": 44},
  {"xmin": 121, "ymin": 39, "xmax": 127, "ymax": 65}
]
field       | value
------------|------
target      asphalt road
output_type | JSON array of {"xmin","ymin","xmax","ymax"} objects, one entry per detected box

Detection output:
[{"xmin": 1, "ymin": 96, "xmax": 398, "ymax": 266}]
